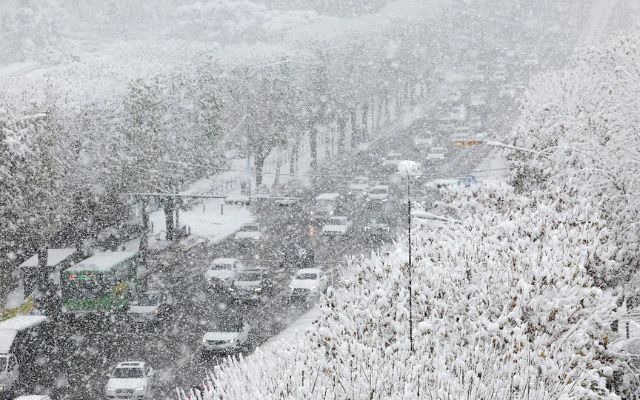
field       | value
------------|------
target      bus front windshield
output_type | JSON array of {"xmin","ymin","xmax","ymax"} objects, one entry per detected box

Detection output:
[
  {"xmin": 62, "ymin": 272, "xmax": 106, "ymax": 299},
  {"xmin": 0, "ymin": 355, "xmax": 7, "ymax": 372}
]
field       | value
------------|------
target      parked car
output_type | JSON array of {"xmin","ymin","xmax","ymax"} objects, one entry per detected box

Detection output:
[
  {"xmin": 321, "ymin": 216, "xmax": 352, "ymax": 237},
  {"xmin": 127, "ymin": 290, "xmax": 174, "ymax": 324},
  {"xmin": 289, "ymin": 268, "xmax": 328, "ymax": 301},
  {"xmin": 228, "ymin": 268, "xmax": 273, "ymax": 301},
  {"xmin": 201, "ymin": 320, "xmax": 250, "ymax": 354},
  {"xmin": 205, "ymin": 258, "xmax": 244, "ymax": 289},
  {"xmin": 368, "ymin": 185, "xmax": 390, "ymax": 202},
  {"xmin": 105, "ymin": 361, "xmax": 155, "ymax": 400},
  {"xmin": 234, "ymin": 223, "xmax": 262, "ymax": 242}
]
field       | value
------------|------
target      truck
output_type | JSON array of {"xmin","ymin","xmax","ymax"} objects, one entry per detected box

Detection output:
[{"xmin": 0, "ymin": 315, "xmax": 52, "ymax": 395}]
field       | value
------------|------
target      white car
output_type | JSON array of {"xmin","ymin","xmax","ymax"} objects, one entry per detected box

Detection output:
[
  {"xmin": 382, "ymin": 151, "xmax": 403, "ymax": 169},
  {"xmin": 127, "ymin": 290, "xmax": 173, "ymax": 324},
  {"xmin": 205, "ymin": 258, "xmax": 244, "ymax": 289},
  {"xmin": 368, "ymin": 185, "xmax": 390, "ymax": 202},
  {"xmin": 105, "ymin": 361, "xmax": 155, "ymax": 399},
  {"xmin": 289, "ymin": 268, "xmax": 328, "ymax": 300},
  {"xmin": 13, "ymin": 397, "xmax": 51, "ymax": 400},
  {"xmin": 346, "ymin": 176, "xmax": 369, "ymax": 198},
  {"xmin": 425, "ymin": 147, "xmax": 446, "ymax": 164},
  {"xmin": 234, "ymin": 223, "xmax": 262, "ymax": 241},
  {"xmin": 201, "ymin": 321, "xmax": 250, "ymax": 354},
  {"xmin": 321, "ymin": 216, "xmax": 352, "ymax": 237}
]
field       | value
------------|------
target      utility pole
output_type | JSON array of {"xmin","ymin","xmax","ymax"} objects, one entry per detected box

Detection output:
[{"xmin": 407, "ymin": 173, "xmax": 414, "ymax": 352}]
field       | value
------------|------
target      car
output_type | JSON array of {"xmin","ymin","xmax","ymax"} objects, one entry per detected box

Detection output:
[
  {"xmin": 364, "ymin": 218, "xmax": 390, "ymax": 236},
  {"xmin": 288, "ymin": 268, "xmax": 328, "ymax": 300},
  {"xmin": 13, "ymin": 396, "xmax": 51, "ymax": 400},
  {"xmin": 105, "ymin": 361, "xmax": 155, "ymax": 399},
  {"xmin": 228, "ymin": 268, "xmax": 273, "ymax": 301},
  {"xmin": 311, "ymin": 193, "xmax": 341, "ymax": 220},
  {"xmin": 205, "ymin": 258, "xmax": 244, "ymax": 289},
  {"xmin": 425, "ymin": 147, "xmax": 446, "ymax": 164},
  {"xmin": 234, "ymin": 223, "xmax": 262, "ymax": 242},
  {"xmin": 382, "ymin": 151, "xmax": 403, "ymax": 171},
  {"xmin": 321, "ymin": 216, "xmax": 352, "ymax": 237},
  {"xmin": 224, "ymin": 195, "xmax": 250, "ymax": 206},
  {"xmin": 346, "ymin": 176, "xmax": 370, "ymax": 198},
  {"xmin": 127, "ymin": 290, "xmax": 174, "ymax": 324},
  {"xmin": 368, "ymin": 185, "xmax": 390, "ymax": 202},
  {"xmin": 414, "ymin": 136, "xmax": 433, "ymax": 151},
  {"xmin": 201, "ymin": 320, "xmax": 250, "ymax": 354}
]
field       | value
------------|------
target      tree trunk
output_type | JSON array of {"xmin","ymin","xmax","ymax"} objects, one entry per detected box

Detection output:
[
  {"xmin": 384, "ymin": 87, "xmax": 391, "ymax": 123},
  {"xmin": 361, "ymin": 102, "xmax": 369, "ymax": 141},
  {"xmin": 289, "ymin": 144, "xmax": 296, "ymax": 175},
  {"xmin": 337, "ymin": 113, "xmax": 346, "ymax": 154},
  {"xmin": 255, "ymin": 151, "xmax": 266, "ymax": 187},
  {"xmin": 140, "ymin": 198, "xmax": 149, "ymax": 268},
  {"xmin": 36, "ymin": 245, "xmax": 49, "ymax": 292},
  {"xmin": 163, "ymin": 198, "xmax": 174, "ymax": 241},
  {"xmin": 376, "ymin": 97, "xmax": 383, "ymax": 132},
  {"xmin": 274, "ymin": 147, "xmax": 282, "ymax": 188},
  {"xmin": 310, "ymin": 121, "xmax": 318, "ymax": 170},
  {"xmin": 350, "ymin": 106, "xmax": 359, "ymax": 148}
]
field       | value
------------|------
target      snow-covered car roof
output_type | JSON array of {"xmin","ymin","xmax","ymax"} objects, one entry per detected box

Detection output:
[
  {"xmin": 115, "ymin": 361, "xmax": 146, "ymax": 368},
  {"xmin": 316, "ymin": 193, "xmax": 340, "ymax": 200},
  {"xmin": 296, "ymin": 268, "xmax": 323, "ymax": 275},
  {"xmin": 212, "ymin": 258, "xmax": 241, "ymax": 265}
]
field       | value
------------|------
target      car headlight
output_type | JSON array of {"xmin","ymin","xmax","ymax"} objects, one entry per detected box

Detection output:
[
  {"xmin": 254, "ymin": 287, "xmax": 262, "ymax": 293},
  {"xmin": 106, "ymin": 387, "xmax": 115, "ymax": 392},
  {"xmin": 228, "ymin": 287, "xmax": 235, "ymax": 292}
]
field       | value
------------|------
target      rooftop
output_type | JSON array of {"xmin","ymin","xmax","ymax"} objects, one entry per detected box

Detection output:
[
  {"xmin": 66, "ymin": 251, "xmax": 138, "ymax": 273},
  {"xmin": 19, "ymin": 248, "xmax": 76, "ymax": 269}
]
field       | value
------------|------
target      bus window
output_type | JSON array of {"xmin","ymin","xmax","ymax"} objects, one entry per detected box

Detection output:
[{"xmin": 62, "ymin": 273, "xmax": 105, "ymax": 300}]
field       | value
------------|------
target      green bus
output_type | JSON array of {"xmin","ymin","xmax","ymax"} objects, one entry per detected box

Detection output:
[{"xmin": 61, "ymin": 251, "xmax": 139, "ymax": 315}]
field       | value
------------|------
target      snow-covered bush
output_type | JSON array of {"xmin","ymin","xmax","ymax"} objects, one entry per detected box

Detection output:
[
  {"xmin": 180, "ymin": 183, "xmax": 622, "ymax": 400},
  {"xmin": 506, "ymin": 32, "xmax": 640, "ymax": 287}
]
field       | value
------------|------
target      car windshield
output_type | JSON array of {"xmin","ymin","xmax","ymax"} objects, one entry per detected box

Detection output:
[
  {"xmin": 0, "ymin": 355, "xmax": 7, "ymax": 371},
  {"xmin": 236, "ymin": 272, "xmax": 262, "ymax": 282},
  {"xmin": 218, "ymin": 320, "xmax": 245, "ymax": 332},
  {"xmin": 137, "ymin": 293, "xmax": 160, "ymax": 306},
  {"xmin": 371, "ymin": 189, "xmax": 387, "ymax": 194},
  {"xmin": 211, "ymin": 263, "xmax": 233, "ymax": 270},
  {"xmin": 328, "ymin": 218, "xmax": 345, "ymax": 224},
  {"xmin": 297, "ymin": 273, "xmax": 318, "ymax": 280},
  {"xmin": 113, "ymin": 367, "xmax": 144, "ymax": 378},
  {"xmin": 240, "ymin": 225, "xmax": 258, "ymax": 232},
  {"xmin": 62, "ymin": 272, "xmax": 106, "ymax": 300},
  {"xmin": 316, "ymin": 200, "xmax": 335, "ymax": 208}
]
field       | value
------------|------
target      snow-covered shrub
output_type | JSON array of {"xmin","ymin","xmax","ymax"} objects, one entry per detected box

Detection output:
[
  {"xmin": 181, "ymin": 183, "xmax": 621, "ymax": 400},
  {"xmin": 505, "ymin": 32, "xmax": 640, "ymax": 286}
]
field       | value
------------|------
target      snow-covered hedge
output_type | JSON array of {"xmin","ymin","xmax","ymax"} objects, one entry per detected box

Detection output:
[
  {"xmin": 180, "ymin": 184, "xmax": 624, "ymax": 400},
  {"xmin": 506, "ymin": 32, "xmax": 640, "ymax": 287}
]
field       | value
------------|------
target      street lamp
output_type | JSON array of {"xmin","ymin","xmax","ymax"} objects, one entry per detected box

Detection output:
[{"xmin": 397, "ymin": 160, "xmax": 422, "ymax": 352}]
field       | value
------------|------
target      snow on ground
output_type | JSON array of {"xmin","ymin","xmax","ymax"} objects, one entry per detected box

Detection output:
[
  {"xmin": 473, "ymin": 150, "xmax": 507, "ymax": 182},
  {"xmin": 256, "ymin": 306, "xmax": 320, "ymax": 354}
]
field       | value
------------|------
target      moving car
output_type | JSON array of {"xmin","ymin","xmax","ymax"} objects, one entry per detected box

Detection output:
[
  {"xmin": 105, "ymin": 361, "xmax": 155, "ymax": 399},
  {"xmin": 201, "ymin": 320, "xmax": 250, "ymax": 354},
  {"xmin": 289, "ymin": 268, "xmax": 328, "ymax": 301},
  {"xmin": 127, "ymin": 290, "xmax": 174, "ymax": 324},
  {"xmin": 364, "ymin": 219, "xmax": 391, "ymax": 243},
  {"xmin": 425, "ymin": 147, "xmax": 446, "ymax": 164},
  {"xmin": 228, "ymin": 268, "xmax": 273, "ymax": 301},
  {"xmin": 346, "ymin": 176, "xmax": 370, "ymax": 198},
  {"xmin": 368, "ymin": 185, "xmax": 390, "ymax": 202},
  {"xmin": 205, "ymin": 258, "xmax": 244, "ymax": 289},
  {"xmin": 382, "ymin": 151, "xmax": 403, "ymax": 171},
  {"xmin": 321, "ymin": 216, "xmax": 352, "ymax": 237},
  {"xmin": 234, "ymin": 223, "xmax": 262, "ymax": 242},
  {"xmin": 311, "ymin": 193, "xmax": 341, "ymax": 220}
]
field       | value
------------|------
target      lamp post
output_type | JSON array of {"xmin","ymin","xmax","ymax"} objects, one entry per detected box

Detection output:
[{"xmin": 398, "ymin": 160, "xmax": 421, "ymax": 353}]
